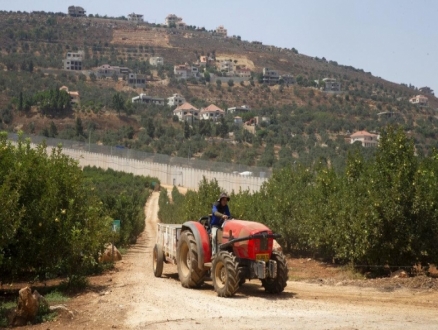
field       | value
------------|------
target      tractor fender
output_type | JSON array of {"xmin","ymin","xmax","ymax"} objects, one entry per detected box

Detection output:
[{"xmin": 181, "ymin": 221, "xmax": 211, "ymax": 269}]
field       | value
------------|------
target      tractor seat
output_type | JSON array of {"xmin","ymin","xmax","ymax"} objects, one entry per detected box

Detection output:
[{"xmin": 198, "ymin": 215, "xmax": 212, "ymax": 233}]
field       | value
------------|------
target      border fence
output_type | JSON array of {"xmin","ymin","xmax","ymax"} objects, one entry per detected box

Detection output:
[{"xmin": 7, "ymin": 133, "xmax": 270, "ymax": 192}]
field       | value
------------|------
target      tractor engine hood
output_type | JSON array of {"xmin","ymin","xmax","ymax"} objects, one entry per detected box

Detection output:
[{"xmin": 222, "ymin": 220, "xmax": 272, "ymax": 239}]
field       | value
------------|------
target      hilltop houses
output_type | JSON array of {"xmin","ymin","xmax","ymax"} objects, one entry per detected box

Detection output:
[
  {"xmin": 200, "ymin": 104, "xmax": 225, "ymax": 121},
  {"xmin": 149, "ymin": 57, "xmax": 164, "ymax": 66},
  {"xmin": 59, "ymin": 86, "xmax": 80, "ymax": 105},
  {"xmin": 94, "ymin": 64, "xmax": 130, "ymax": 78},
  {"xmin": 68, "ymin": 6, "xmax": 86, "ymax": 17},
  {"xmin": 168, "ymin": 93, "xmax": 186, "ymax": 107},
  {"xmin": 166, "ymin": 14, "xmax": 185, "ymax": 29},
  {"xmin": 350, "ymin": 130, "xmax": 379, "ymax": 147},
  {"xmin": 262, "ymin": 68, "xmax": 279, "ymax": 85},
  {"xmin": 216, "ymin": 25, "xmax": 227, "ymax": 37},
  {"xmin": 128, "ymin": 73, "xmax": 147, "ymax": 88},
  {"xmin": 322, "ymin": 78, "xmax": 341, "ymax": 92},
  {"xmin": 409, "ymin": 95, "xmax": 428, "ymax": 106},
  {"xmin": 63, "ymin": 51, "xmax": 84, "ymax": 71},
  {"xmin": 174, "ymin": 64, "xmax": 199, "ymax": 79},
  {"xmin": 227, "ymin": 105, "xmax": 251, "ymax": 114},
  {"xmin": 173, "ymin": 102, "xmax": 199, "ymax": 122},
  {"xmin": 132, "ymin": 94, "xmax": 165, "ymax": 106},
  {"xmin": 128, "ymin": 13, "xmax": 144, "ymax": 23}
]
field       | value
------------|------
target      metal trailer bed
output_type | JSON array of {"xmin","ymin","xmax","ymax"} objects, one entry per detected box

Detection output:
[{"xmin": 156, "ymin": 223, "xmax": 182, "ymax": 264}]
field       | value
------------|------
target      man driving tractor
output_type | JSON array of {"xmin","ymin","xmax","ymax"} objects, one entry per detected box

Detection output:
[{"xmin": 211, "ymin": 192, "xmax": 231, "ymax": 256}]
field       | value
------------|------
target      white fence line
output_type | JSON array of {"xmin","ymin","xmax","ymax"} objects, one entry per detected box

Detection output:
[{"xmin": 59, "ymin": 148, "xmax": 267, "ymax": 192}]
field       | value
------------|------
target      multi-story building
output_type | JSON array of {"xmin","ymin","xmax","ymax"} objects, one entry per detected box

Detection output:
[
  {"xmin": 216, "ymin": 25, "xmax": 227, "ymax": 37},
  {"xmin": 200, "ymin": 104, "xmax": 225, "ymax": 121},
  {"xmin": 132, "ymin": 94, "xmax": 165, "ymax": 106},
  {"xmin": 174, "ymin": 64, "xmax": 198, "ymax": 79},
  {"xmin": 173, "ymin": 102, "xmax": 199, "ymax": 122},
  {"xmin": 128, "ymin": 73, "xmax": 147, "ymax": 88},
  {"xmin": 165, "ymin": 14, "xmax": 183, "ymax": 27},
  {"xmin": 167, "ymin": 93, "xmax": 186, "ymax": 107},
  {"xmin": 350, "ymin": 130, "xmax": 379, "ymax": 147},
  {"xmin": 262, "ymin": 68, "xmax": 279, "ymax": 85},
  {"xmin": 94, "ymin": 64, "xmax": 130, "ymax": 78},
  {"xmin": 219, "ymin": 60, "xmax": 234, "ymax": 73},
  {"xmin": 149, "ymin": 57, "xmax": 164, "ymax": 66},
  {"xmin": 322, "ymin": 78, "xmax": 341, "ymax": 92},
  {"xmin": 63, "ymin": 51, "xmax": 84, "ymax": 71},
  {"xmin": 128, "ymin": 13, "xmax": 144, "ymax": 23},
  {"xmin": 68, "ymin": 6, "xmax": 86, "ymax": 17},
  {"xmin": 409, "ymin": 95, "xmax": 428, "ymax": 106}
]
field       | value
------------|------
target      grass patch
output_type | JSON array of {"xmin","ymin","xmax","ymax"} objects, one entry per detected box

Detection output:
[
  {"xmin": 44, "ymin": 290, "xmax": 69, "ymax": 303},
  {"xmin": 118, "ymin": 247, "xmax": 128, "ymax": 255},
  {"xmin": 0, "ymin": 300, "xmax": 17, "ymax": 327}
]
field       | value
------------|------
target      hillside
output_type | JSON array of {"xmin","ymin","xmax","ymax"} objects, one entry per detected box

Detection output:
[{"xmin": 0, "ymin": 11, "xmax": 437, "ymax": 170}]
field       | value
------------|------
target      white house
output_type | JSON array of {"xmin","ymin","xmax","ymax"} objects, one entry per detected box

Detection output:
[
  {"xmin": 200, "ymin": 104, "xmax": 225, "ymax": 121},
  {"xmin": 149, "ymin": 57, "xmax": 164, "ymax": 66},
  {"xmin": 227, "ymin": 105, "xmax": 251, "ymax": 114},
  {"xmin": 128, "ymin": 13, "xmax": 144, "ymax": 23},
  {"xmin": 167, "ymin": 93, "xmax": 186, "ymax": 107},
  {"xmin": 173, "ymin": 102, "xmax": 199, "ymax": 122},
  {"xmin": 132, "ymin": 94, "xmax": 165, "ymax": 106},
  {"xmin": 409, "ymin": 95, "xmax": 428, "ymax": 106},
  {"xmin": 350, "ymin": 130, "xmax": 379, "ymax": 147}
]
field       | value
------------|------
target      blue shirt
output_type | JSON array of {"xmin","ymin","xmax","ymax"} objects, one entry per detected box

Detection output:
[{"xmin": 211, "ymin": 202, "xmax": 231, "ymax": 227}]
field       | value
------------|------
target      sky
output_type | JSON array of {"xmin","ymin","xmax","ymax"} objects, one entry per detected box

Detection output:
[{"xmin": 1, "ymin": 0, "xmax": 437, "ymax": 94}]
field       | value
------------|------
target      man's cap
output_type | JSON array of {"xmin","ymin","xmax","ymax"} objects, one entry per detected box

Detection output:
[{"xmin": 218, "ymin": 192, "xmax": 230, "ymax": 202}]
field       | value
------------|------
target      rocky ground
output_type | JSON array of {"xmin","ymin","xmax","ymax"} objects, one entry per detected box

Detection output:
[{"xmin": 16, "ymin": 191, "xmax": 438, "ymax": 330}]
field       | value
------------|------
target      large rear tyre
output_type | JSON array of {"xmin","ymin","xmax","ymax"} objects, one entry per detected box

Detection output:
[
  {"xmin": 177, "ymin": 231, "xmax": 206, "ymax": 288},
  {"xmin": 153, "ymin": 244, "xmax": 164, "ymax": 277},
  {"xmin": 212, "ymin": 251, "xmax": 240, "ymax": 297},
  {"xmin": 261, "ymin": 251, "xmax": 288, "ymax": 293}
]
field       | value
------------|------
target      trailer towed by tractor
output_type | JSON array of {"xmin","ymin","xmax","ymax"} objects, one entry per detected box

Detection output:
[{"xmin": 153, "ymin": 217, "xmax": 288, "ymax": 297}]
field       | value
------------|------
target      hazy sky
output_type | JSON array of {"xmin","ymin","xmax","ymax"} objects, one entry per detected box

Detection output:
[{"xmin": 2, "ymin": 0, "xmax": 437, "ymax": 94}]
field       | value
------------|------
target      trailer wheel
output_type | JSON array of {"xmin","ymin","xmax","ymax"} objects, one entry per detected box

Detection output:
[
  {"xmin": 177, "ymin": 231, "xmax": 206, "ymax": 288},
  {"xmin": 212, "ymin": 251, "xmax": 240, "ymax": 297},
  {"xmin": 261, "ymin": 251, "xmax": 288, "ymax": 294},
  {"xmin": 153, "ymin": 244, "xmax": 164, "ymax": 277}
]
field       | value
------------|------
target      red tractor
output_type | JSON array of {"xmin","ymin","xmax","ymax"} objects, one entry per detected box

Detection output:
[{"xmin": 153, "ymin": 216, "xmax": 288, "ymax": 297}]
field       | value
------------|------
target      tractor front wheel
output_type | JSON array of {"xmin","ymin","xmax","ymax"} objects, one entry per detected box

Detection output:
[
  {"xmin": 261, "ymin": 251, "xmax": 288, "ymax": 293},
  {"xmin": 177, "ymin": 231, "xmax": 206, "ymax": 288},
  {"xmin": 212, "ymin": 251, "xmax": 240, "ymax": 297}
]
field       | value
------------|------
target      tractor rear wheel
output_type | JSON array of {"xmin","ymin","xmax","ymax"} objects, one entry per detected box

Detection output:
[
  {"xmin": 177, "ymin": 231, "xmax": 206, "ymax": 288},
  {"xmin": 212, "ymin": 251, "xmax": 240, "ymax": 297},
  {"xmin": 153, "ymin": 244, "xmax": 164, "ymax": 277},
  {"xmin": 261, "ymin": 251, "xmax": 288, "ymax": 293}
]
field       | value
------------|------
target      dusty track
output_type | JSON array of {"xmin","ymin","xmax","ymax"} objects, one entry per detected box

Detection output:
[{"xmin": 27, "ymin": 191, "xmax": 438, "ymax": 330}]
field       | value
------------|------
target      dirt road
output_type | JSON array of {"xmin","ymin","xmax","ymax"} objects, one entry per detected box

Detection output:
[{"xmin": 28, "ymin": 191, "xmax": 438, "ymax": 330}]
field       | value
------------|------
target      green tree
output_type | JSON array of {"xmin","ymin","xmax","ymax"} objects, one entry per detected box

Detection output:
[
  {"xmin": 228, "ymin": 79, "xmax": 234, "ymax": 87},
  {"xmin": 75, "ymin": 117, "xmax": 84, "ymax": 137},
  {"xmin": 112, "ymin": 93, "xmax": 125, "ymax": 115}
]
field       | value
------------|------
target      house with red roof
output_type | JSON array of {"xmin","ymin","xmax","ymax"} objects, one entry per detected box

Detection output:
[
  {"xmin": 200, "ymin": 104, "xmax": 225, "ymax": 121},
  {"xmin": 350, "ymin": 130, "xmax": 379, "ymax": 147},
  {"xmin": 173, "ymin": 102, "xmax": 199, "ymax": 122}
]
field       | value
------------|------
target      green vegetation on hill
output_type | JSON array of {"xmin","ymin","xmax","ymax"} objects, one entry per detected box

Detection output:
[{"xmin": 159, "ymin": 127, "xmax": 438, "ymax": 269}]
